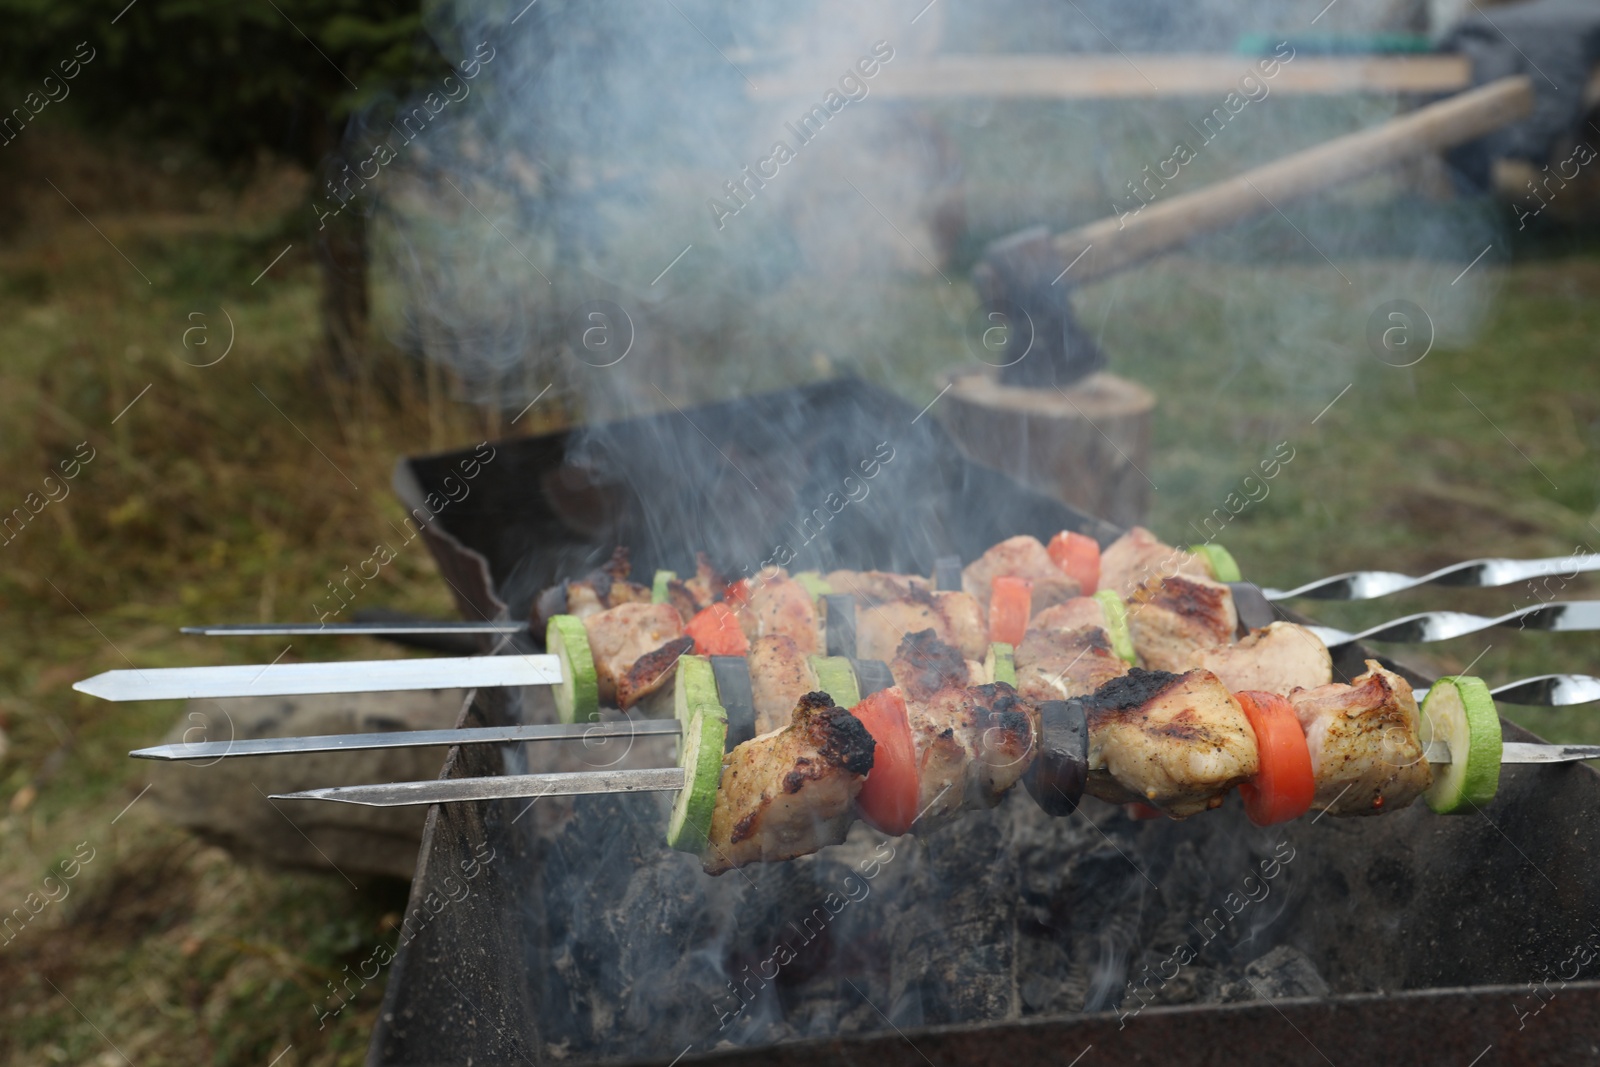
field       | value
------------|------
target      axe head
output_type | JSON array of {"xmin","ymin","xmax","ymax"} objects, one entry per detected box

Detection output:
[{"xmin": 971, "ymin": 226, "xmax": 1107, "ymax": 388}]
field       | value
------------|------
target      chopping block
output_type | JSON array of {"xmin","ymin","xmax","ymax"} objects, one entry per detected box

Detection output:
[{"xmin": 939, "ymin": 369, "xmax": 1154, "ymax": 528}]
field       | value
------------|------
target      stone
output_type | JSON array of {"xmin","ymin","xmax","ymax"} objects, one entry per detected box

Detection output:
[{"xmin": 145, "ymin": 689, "xmax": 468, "ymax": 881}]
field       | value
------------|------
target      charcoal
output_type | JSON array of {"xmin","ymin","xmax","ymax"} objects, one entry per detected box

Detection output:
[{"xmin": 1242, "ymin": 945, "xmax": 1332, "ymax": 1000}]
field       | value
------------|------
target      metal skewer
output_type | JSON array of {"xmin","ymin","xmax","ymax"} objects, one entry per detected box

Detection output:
[
  {"xmin": 74, "ymin": 655, "xmax": 560, "ymax": 701},
  {"xmin": 271, "ymin": 738, "xmax": 1600, "ymax": 809},
  {"xmin": 79, "ymin": 602, "xmax": 1600, "ymax": 704},
  {"xmin": 180, "ymin": 621, "xmax": 528, "ymax": 637},
  {"xmin": 130, "ymin": 718, "xmax": 681, "ymax": 761},
  {"xmin": 1263, "ymin": 551, "xmax": 1600, "ymax": 601},
  {"xmin": 1303, "ymin": 600, "xmax": 1600, "ymax": 648},
  {"xmin": 274, "ymin": 767, "xmax": 685, "ymax": 807},
  {"xmin": 123, "ymin": 672, "xmax": 1600, "ymax": 763},
  {"xmin": 177, "ymin": 553, "xmax": 1600, "ymax": 643}
]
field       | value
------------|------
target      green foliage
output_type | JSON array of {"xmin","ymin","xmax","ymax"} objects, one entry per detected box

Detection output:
[{"xmin": 0, "ymin": 0, "xmax": 445, "ymax": 167}]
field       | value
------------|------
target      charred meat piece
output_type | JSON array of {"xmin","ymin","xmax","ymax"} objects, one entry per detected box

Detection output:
[
  {"xmin": 1028, "ymin": 597, "xmax": 1110, "ymax": 634},
  {"xmin": 1100, "ymin": 526, "xmax": 1213, "ymax": 599},
  {"xmin": 689, "ymin": 552, "xmax": 731, "ymax": 601},
  {"xmin": 662, "ymin": 579, "xmax": 706, "ymax": 624},
  {"xmin": 1289, "ymin": 660, "xmax": 1432, "ymax": 817},
  {"xmin": 1125, "ymin": 574, "xmax": 1238, "ymax": 672},
  {"xmin": 855, "ymin": 589, "xmax": 987, "ymax": 662},
  {"xmin": 657, "ymin": 553, "xmax": 733, "ymax": 624},
  {"xmin": 962, "ymin": 535, "xmax": 1081, "ymax": 614},
  {"xmin": 825, "ymin": 569, "xmax": 933, "ymax": 605},
  {"xmin": 616, "ymin": 635, "xmax": 694, "ymax": 710},
  {"xmin": 581, "ymin": 602, "xmax": 686, "ymax": 708},
  {"xmin": 906, "ymin": 682, "xmax": 1038, "ymax": 829},
  {"xmin": 1015, "ymin": 626, "xmax": 1129, "ymax": 703},
  {"xmin": 1082, "ymin": 668, "xmax": 1258, "ymax": 817},
  {"xmin": 535, "ymin": 547, "xmax": 650, "ymax": 628},
  {"xmin": 891, "ymin": 629, "xmax": 972, "ymax": 704},
  {"xmin": 702, "ymin": 692, "xmax": 875, "ymax": 874},
  {"xmin": 1193, "ymin": 622, "xmax": 1332, "ymax": 695},
  {"xmin": 738, "ymin": 570, "xmax": 820, "ymax": 654},
  {"xmin": 747, "ymin": 634, "xmax": 818, "ymax": 735}
]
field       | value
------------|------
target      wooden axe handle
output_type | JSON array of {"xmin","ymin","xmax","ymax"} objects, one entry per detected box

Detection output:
[{"xmin": 1054, "ymin": 75, "xmax": 1534, "ymax": 286}]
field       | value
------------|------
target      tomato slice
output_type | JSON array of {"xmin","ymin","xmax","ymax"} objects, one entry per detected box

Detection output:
[
  {"xmin": 723, "ymin": 578, "xmax": 752, "ymax": 607},
  {"xmin": 1125, "ymin": 802, "xmax": 1167, "ymax": 820},
  {"xmin": 850, "ymin": 686, "xmax": 920, "ymax": 835},
  {"xmin": 989, "ymin": 575, "xmax": 1032, "ymax": 646},
  {"xmin": 1047, "ymin": 531, "xmax": 1101, "ymax": 595},
  {"xmin": 685, "ymin": 603, "xmax": 749, "ymax": 657},
  {"xmin": 1235, "ymin": 690, "xmax": 1316, "ymax": 826}
]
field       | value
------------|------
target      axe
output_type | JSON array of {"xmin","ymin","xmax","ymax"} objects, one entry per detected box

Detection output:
[{"xmin": 972, "ymin": 75, "xmax": 1534, "ymax": 386}]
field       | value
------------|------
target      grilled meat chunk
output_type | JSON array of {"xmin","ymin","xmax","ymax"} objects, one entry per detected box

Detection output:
[
  {"xmin": 581, "ymin": 602, "xmax": 685, "ymax": 708},
  {"xmin": 825, "ymin": 569, "xmax": 933, "ymax": 605},
  {"xmin": 738, "ymin": 570, "xmax": 820, "ymax": 654},
  {"xmin": 662, "ymin": 579, "xmax": 705, "ymax": 624},
  {"xmin": 855, "ymin": 589, "xmax": 987, "ymax": 662},
  {"xmin": 963, "ymin": 535, "xmax": 1081, "ymax": 614},
  {"xmin": 1015, "ymin": 626, "xmax": 1129, "ymax": 703},
  {"xmin": 891, "ymin": 629, "xmax": 972, "ymax": 703},
  {"xmin": 702, "ymin": 692, "xmax": 875, "ymax": 874},
  {"xmin": 1125, "ymin": 574, "xmax": 1238, "ymax": 672},
  {"xmin": 1082, "ymin": 668, "xmax": 1258, "ymax": 817},
  {"xmin": 1100, "ymin": 527, "xmax": 1213, "ymax": 599},
  {"xmin": 907, "ymin": 682, "xmax": 1038, "ymax": 829},
  {"xmin": 535, "ymin": 547, "xmax": 650, "ymax": 627},
  {"xmin": 1193, "ymin": 622, "xmax": 1332, "ymax": 695},
  {"xmin": 1289, "ymin": 660, "xmax": 1432, "ymax": 816},
  {"xmin": 747, "ymin": 634, "xmax": 818, "ymax": 735},
  {"xmin": 1029, "ymin": 597, "xmax": 1111, "ymax": 634},
  {"xmin": 616, "ymin": 635, "xmax": 694, "ymax": 710}
]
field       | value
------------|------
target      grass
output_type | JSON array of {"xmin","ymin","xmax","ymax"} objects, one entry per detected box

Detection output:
[{"xmin": 2, "ymin": 128, "xmax": 1599, "ymax": 1064}]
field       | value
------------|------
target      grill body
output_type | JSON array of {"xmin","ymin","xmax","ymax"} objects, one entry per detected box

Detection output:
[{"xmin": 372, "ymin": 379, "xmax": 1600, "ymax": 1066}]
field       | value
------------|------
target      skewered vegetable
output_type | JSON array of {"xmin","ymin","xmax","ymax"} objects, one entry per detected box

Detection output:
[
  {"xmin": 986, "ymin": 642, "xmax": 1016, "ymax": 686},
  {"xmin": 1048, "ymin": 530, "xmax": 1101, "ymax": 594},
  {"xmin": 1192, "ymin": 542, "xmax": 1243, "ymax": 583},
  {"xmin": 547, "ymin": 614, "xmax": 600, "ymax": 724},
  {"xmin": 990, "ymin": 575, "xmax": 1032, "ymax": 646},
  {"xmin": 1419, "ymin": 675, "xmax": 1503, "ymax": 814},
  {"xmin": 850, "ymin": 686, "xmax": 920, "ymax": 835},
  {"xmin": 686, "ymin": 602, "xmax": 749, "ymax": 656},
  {"xmin": 667, "ymin": 702, "xmax": 728, "ymax": 853},
  {"xmin": 1235, "ymin": 690, "xmax": 1316, "ymax": 826}
]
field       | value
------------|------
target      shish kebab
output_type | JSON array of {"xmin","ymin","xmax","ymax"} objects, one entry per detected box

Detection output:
[
  {"xmin": 83, "ymin": 535, "xmax": 1600, "ymax": 702},
  {"xmin": 111, "ymin": 529, "xmax": 1600, "ymax": 877},
  {"xmin": 174, "ymin": 545, "xmax": 1600, "ymax": 638}
]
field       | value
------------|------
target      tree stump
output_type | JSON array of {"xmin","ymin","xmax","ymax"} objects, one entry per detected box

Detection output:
[{"xmin": 937, "ymin": 370, "xmax": 1155, "ymax": 528}]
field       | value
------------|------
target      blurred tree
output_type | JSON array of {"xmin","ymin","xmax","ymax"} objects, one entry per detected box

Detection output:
[{"xmin": 0, "ymin": 0, "xmax": 451, "ymax": 376}]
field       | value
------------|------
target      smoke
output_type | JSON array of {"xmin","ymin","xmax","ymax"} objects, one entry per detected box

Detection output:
[
  {"xmin": 351, "ymin": 0, "xmax": 1502, "ymax": 440},
  {"xmin": 362, "ymin": 2, "xmax": 1507, "ymax": 1053}
]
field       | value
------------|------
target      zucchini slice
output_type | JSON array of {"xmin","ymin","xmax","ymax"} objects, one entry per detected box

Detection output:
[
  {"xmin": 1189, "ymin": 543, "xmax": 1243, "ymax": 583},
  {"xmin": 651, "ymin": 570, "xmax": 676, "ymax": 604},
  {"xmin": 1092, "ymin": 589, "xmax": 1136, "ymax": 664},
  {"xmin": 794, "ymin": 571, "xmax": 833, "ymax": 599},
  {"xmin": 808, "ymin": 655, "xmax": 861, "ymax": 709},
  {"xmin": 674, "ymin": 654, "xmax": 719, "ymax": 727},
  {"xmin": 1419, "ymin": 675, "xmax": 1502, "ymax": 814},
  {"xmin": 986, "ymin": 642, "xmax": 1016, "ymax": 687},
  {"xmin": 666, "ymin": 702, "xmax": 727, "ymax": 853},
  {"xmin": 546, "ymin": 614, "xmax": 599, "ymax": 724}
]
